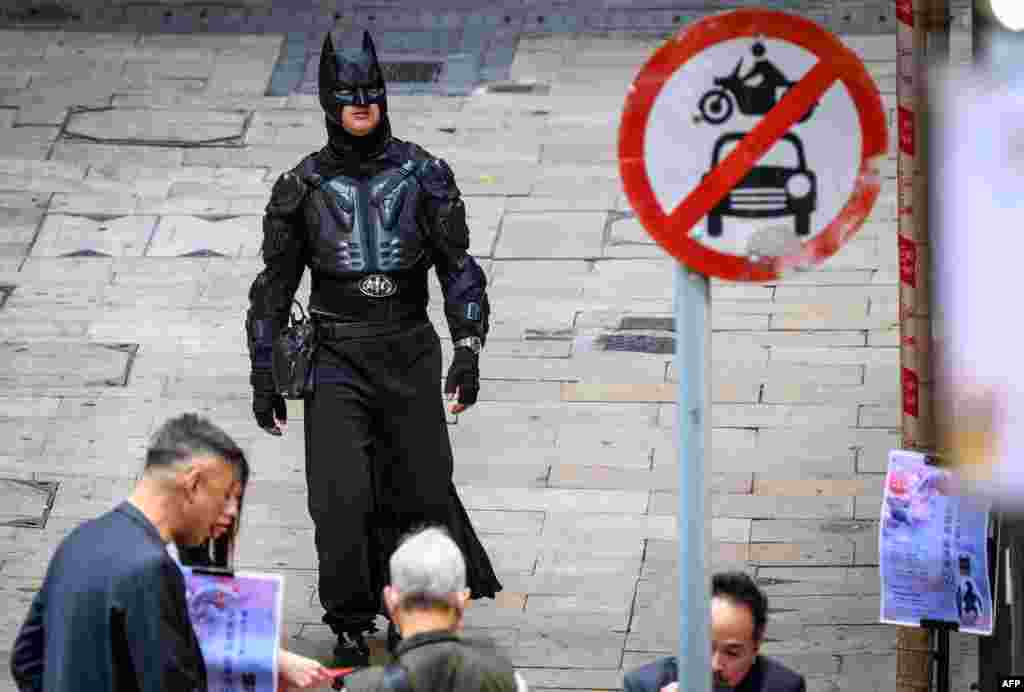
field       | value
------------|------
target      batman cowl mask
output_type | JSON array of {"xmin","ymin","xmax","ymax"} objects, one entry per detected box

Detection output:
[{"xmin": 319, "ymin": 30, "xmax": 392, "ymax": 157}]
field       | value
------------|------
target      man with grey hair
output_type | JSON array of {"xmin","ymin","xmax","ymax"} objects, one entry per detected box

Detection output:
[
  {"xmin": 340, "ymin": 526, "xmax": 526, "ymax": 692},
  {"xmin": 10, "ymin": 413, "xmax": 248, "ymax": 692}
]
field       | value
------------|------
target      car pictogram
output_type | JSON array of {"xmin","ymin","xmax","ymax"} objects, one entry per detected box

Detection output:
[{"xmin": 703, "ymin": 131, "xmax": 817, "ymax": 238}]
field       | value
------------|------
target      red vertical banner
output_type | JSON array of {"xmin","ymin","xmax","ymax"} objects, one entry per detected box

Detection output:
[
  {"xmin": 898, "ymin": 176, "xmax": 913, "ymax": 216},
  {"xmin": 898, "ymin": 106, "xmax": 915, "ymax": 156},
  {"xmin": 902, "ymin": 367, "xmax": 920, "ymax": 417},
  {"xmin": 898, "ymin": 235, "xmax": 917, "ymax": 288}
]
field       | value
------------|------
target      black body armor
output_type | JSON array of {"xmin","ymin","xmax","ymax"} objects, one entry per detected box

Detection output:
[{"xmin": 246, "ymin": 141, "xmax": 489, "ymax": 370}]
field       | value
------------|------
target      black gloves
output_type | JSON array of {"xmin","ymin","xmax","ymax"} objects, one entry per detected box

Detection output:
[
  {"xmin": 251, "ymin": 370, "xmax": 287, "ymax": 435},
  {"xmin": 444, "ymin": 347, "xmax": 479, "ymax": 408}
]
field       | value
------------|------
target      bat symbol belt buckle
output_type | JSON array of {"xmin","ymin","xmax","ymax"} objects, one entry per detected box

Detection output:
[{"xmin": 358, "ymin": 274, "xmax": 397, "ymax": 298}]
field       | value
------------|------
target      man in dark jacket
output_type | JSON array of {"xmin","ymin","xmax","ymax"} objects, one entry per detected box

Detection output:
[
  {"xmin": 245, "ymin": 29, "xmax": 501, "ymax": 667},
  {"xmin": 10, "ymin": 414, "xmax": 249, "ymax": 692},
  {"xmin": 340, "ymin": 526, "xmax": 525, "ymax": 692},
  {"xmin": 623, "ymin": 572, "xmax": 805, "ymax": 692}
]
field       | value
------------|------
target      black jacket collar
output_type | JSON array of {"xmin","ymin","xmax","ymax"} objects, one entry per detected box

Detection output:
[
  {"xmin": 115, "ymin": 500, "xmax": 167, "ymax": 547},
  {"xmin": 393, "ymin": 629, "xmax": 461, "ymax": 657}
]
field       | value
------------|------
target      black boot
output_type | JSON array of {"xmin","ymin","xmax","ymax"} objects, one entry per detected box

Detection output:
[
  {"xmin": 333, "ymin": 630, "xmax": 370, "ymax": 668},
  {"xmin": 386, "ymin": 620, "xmax": 401, "ymax": 654}
]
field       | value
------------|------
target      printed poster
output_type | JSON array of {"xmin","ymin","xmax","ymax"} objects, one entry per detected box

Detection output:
[
  {"xmin": 183, "ymin": 569, "xmax": 284, "ymax": 692},
  {"xmin": 879, "ymin": 449, "xmax": 993, "ymax": 635}
]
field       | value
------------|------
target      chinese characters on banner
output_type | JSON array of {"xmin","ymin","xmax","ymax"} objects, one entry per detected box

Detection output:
[
  {"xmin": 183, "ymin": 570, "xmax": 284, "ymax": 692},
  {"xmin": 879, "ymin": 450, "xmax": 993, "ymax": 635}
]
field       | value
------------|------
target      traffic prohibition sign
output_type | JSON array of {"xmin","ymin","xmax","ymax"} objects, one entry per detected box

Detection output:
[{"xmin": 618, "ymin": 9, "xmax": 888, "ymax": 281}]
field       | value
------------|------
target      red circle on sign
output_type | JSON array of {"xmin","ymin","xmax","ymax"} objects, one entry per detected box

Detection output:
[{"xmin": 618, "ymin": 9, "xmax": 888, "ymax": 281}]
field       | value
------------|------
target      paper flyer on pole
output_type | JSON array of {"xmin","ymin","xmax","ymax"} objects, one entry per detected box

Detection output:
[
  {"xmin": 879, "ymin": 449, "xmax": 994, "ymax": 635},
  {"xmin": 183, "ymin": 569, "xmax": 284, "ymax": 692}
]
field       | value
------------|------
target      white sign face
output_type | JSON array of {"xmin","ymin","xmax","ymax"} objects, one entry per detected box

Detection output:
[
  {"xmin": 643, "ymin": 37, "xmax": 863, "ymax": 259},
  {"xmin": 618, "ymin": 9, "xmax": 887, "ymax": 282}
]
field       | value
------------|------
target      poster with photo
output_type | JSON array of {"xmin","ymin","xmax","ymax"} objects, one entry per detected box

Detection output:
[
  {"xmin": 183, "ymin": 569, "xmax": 284, "ymax": 692},
  {"xmin": 879, "ymin": 449, "xmax": 993, "ymax": 635}
]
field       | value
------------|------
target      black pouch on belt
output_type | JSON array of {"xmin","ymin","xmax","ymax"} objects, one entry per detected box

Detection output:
[{"xmin": 272, "ymin": 300, "xmax": 317, "ymax": 399}]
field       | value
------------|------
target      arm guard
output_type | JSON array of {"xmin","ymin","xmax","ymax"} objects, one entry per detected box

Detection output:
[
  {"xmin": 417, "ymin": 158, "xmax": 491, "ymax": 346},
  {"xmin": 246, "ymin": 171, "xmax": 308, "ymax": 371}
]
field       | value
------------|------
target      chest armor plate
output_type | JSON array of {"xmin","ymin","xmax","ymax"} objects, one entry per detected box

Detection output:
[{"xmin": 310, "ymin": 161, "xmax": 426, "ymax": 276}]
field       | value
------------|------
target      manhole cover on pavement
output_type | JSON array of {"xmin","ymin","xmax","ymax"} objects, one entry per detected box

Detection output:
[
  {"xmin": 620, "ymin": 316, "xmax": 674, "ymax": 332},
  {"xmin": 602, "ymin": 333, "xmax": 675, "ymax": 354},
  {"xmin": 0, "ymin": 478, "xmax": 59, "ymax": 528},
  {"xmin": 62, "ymin": 109, "xmax": 248, "ymax": 147}
]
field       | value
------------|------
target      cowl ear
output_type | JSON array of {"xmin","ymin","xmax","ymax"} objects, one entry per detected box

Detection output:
[
  {"xmin": 318, "ymin": 32, "xmax": 340, "ymax": 121},
  {"xmin": 322, "ymin": 32, "xmax": 337, "ymax": 65},
  {"xmin": 362, "ymin": 30, "xmax": 384, "ymax": 83},
  {"xmin": 362, "ymin": 30, "xmax": 378, "ymax": 63}
]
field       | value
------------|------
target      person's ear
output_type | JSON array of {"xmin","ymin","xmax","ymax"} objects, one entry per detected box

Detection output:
[
  {"xmin": 451, "ymin": 589, "xmax": 470, "ymax": 628},
  {"xmin": 383, "ymin": 586, "xmax": 400, "ymax": 617},
  {"xmin": 181, "ymin": 465, "xmax": 201, "ymax": 501}
]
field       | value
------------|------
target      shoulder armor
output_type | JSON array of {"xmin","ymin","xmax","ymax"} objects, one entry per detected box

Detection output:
[
  {"xmin": 416, "ymin": 157, "xmax": 460, "ymax": 200},
  {"xmin": 395, "ymin": 139, "xmax": 432, "ymax": 162},
  {"xmin": 266, "ymin": 170, "xmax": 309, "ymax": 216}
]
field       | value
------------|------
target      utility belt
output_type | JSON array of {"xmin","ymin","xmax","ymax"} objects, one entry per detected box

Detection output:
[
  {"xmin": 312, "ymin": 312, "xmax": 428, "ymax": 340},
  {"xmin": 311, "ymin": 272, "xmax": 429, "ymax": 330}
]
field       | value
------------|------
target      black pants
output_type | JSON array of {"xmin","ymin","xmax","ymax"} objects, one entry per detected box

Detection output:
[{"xmin": 306, "ymin": 320, "xmax": 501, "ymax": 633}]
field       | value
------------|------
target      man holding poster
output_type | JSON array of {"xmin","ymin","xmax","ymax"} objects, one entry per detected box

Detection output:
[{"xmin": 10, "ymin": 414, "xmax": 248, "ymax": 692}]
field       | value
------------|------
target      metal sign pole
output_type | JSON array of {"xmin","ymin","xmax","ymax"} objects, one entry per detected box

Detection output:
[{"xmin": 675, "ymin": 263, "xmax": 711, "ymax": 692}]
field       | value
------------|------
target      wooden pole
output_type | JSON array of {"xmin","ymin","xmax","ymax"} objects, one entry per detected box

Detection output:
[{"xmin": 895, "ymin": 0, "xmax": 949, "ymax": 689}]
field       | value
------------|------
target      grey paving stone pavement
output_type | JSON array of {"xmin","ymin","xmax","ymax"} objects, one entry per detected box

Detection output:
[{"xmin": 0, "ymin": 13, "xmax": 982, "ymax": 692}]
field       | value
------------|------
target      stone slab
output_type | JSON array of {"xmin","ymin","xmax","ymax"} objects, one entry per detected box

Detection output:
[
  {"xmin": 0, "ymin": 208, "xmax": 43, "ymax": 258},
  {"xmin": 39, "ymin": 474, "xmax": 135, "ymax": 520},
  {"xmin": 51, "ymin": 141, "xmax": 187, "ymax": 168},
  {"xmin": 495, "ymin": 211, "xmax": 606, "ymax": 259},
  {"xmin": 0, "ymin": 341, "xmax": 136, "ymax": 388},
  {"xmin": 234, "ymin": 525, "xmax": 317, "ymax": 570},
  {"xmin": 146, "ymin": 215, "xmax": 261, "ymax": 258},
  {"xmin": 511, "ymin": 628, "xmax": 627, "ymax": 667},
  {"xmin": 468, "ymin": 509, "xmax": 546, "ymax": 536},
  {"xmin": 459, "ymin": 487, "xmax": 648, "ymax": 514},
  {"xmin": 709, "ymin": 403, "xmax": 858, "ymax": 428},
  {"xmin": 755, "ymin": 566, "xmax": 880, "ymax": 597},
  {"xmin": 31, "ymin": 214, "xmax": 156, "ymax": 257},
  {"xmin": 0, "ymin": 125, "xmax": 58, "ymax": 160}
]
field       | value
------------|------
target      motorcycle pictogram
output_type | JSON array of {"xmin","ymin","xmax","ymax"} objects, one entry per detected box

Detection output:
[{"xmin": 698, "ymin": 42, "xmax": 818, "ymax": 125}]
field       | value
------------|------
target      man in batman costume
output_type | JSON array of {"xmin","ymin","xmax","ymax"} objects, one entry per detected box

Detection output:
[{"xmin": 245, "ymin": 30, "xmax": 501, "ymax": 667}]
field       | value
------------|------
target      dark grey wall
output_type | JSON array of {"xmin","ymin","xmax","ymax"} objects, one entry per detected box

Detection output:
[{"xmin": 0, "ymin": 0, "xmax": 974, "ymax": 36}]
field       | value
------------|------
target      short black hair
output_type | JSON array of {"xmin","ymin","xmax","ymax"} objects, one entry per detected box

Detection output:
[
  {"xmin": 145, "ymin": 413, "xmax": 249, "ymax": 487},
  {"xmin": 712, "ymin": 571, "xmax": 768, "ymax": 641}
]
